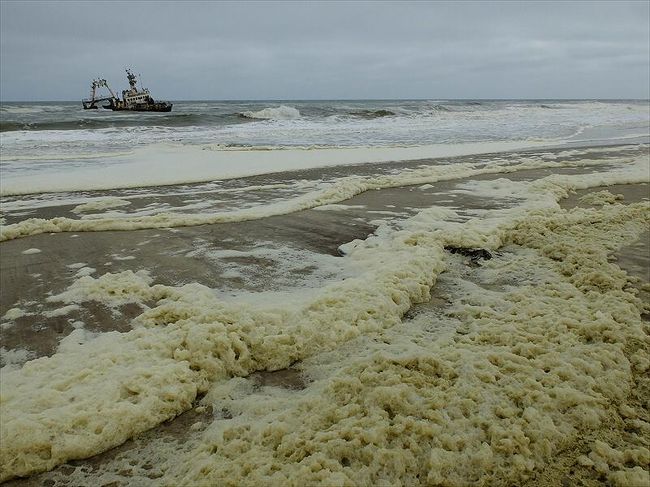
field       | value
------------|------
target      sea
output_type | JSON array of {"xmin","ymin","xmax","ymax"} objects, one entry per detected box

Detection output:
[{"xmin": 1, "ymin": 99, "xmax": 649, "ymax": 195}]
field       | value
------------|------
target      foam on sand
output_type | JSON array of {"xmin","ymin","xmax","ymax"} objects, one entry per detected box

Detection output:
[
  {"xmin": 0, "ymin": 156, "xmax": 648, "ymax": 483},
  {"xmin": 0, "ymin": 214, "xmax": 447, "ymax": 480}
]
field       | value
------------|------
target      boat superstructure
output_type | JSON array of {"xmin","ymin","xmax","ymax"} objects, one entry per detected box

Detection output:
[
  {"xmin": 81, "ymin": 69, "xmax": 172, "ymax": 112},
  {"xmin": 82, "ymin": 79, "xmax": 118, "ymax": 109}
]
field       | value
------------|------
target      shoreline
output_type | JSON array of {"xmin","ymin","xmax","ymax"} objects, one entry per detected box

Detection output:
[{"xmin": 1, "ymin": 142, "xmax": 647, "ymax": 238}]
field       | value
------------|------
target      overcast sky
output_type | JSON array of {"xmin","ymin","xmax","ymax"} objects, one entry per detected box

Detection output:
[{"xmin": 1, "ymin": 0, "xmax": 648, "ymax": 101}]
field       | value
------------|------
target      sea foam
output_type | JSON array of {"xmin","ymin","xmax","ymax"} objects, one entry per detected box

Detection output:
[{"xmin": 1, "ymin": 154, "xmax": 648, "ymax": 483}]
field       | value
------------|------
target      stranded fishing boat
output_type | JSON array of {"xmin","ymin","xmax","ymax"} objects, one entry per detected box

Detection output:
[{"xmin": 82, "ymin": 69, "xmax": 172, "ymax": 112}]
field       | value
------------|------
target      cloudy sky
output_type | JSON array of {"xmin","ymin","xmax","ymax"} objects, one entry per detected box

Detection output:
[{"xmin": 1, "ymin": 0, "xmax": 648, "ymax": 101}]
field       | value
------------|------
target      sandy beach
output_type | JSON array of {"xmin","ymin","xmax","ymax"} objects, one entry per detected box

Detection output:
[
  {"xmin": 3, "ymin": 0, "xmax": 650, "ymax": 483},
  {"xmin": 1, "ymin": 143, "xmax": 649, "ymax": 486}
]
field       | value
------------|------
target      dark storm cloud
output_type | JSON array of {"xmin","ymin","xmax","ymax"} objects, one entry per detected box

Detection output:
[{"xmin": 1, "ymin": 0, "xmax": 648, "ymax": 100}]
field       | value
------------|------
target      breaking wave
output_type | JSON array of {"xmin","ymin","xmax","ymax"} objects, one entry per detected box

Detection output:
[{"xmin": 239, "ymin": 106, "xmax": 301, "ymax": 120}]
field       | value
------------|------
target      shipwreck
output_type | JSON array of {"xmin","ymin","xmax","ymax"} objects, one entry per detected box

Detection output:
[{"xmin": 82, "ymin": 69, "xmax": 172, "ymax": 112}]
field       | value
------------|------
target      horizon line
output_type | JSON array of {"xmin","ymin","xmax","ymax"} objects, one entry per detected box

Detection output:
[{"xmin": 2, "ymin": 97, "xmax": 649, "ymax": 103}]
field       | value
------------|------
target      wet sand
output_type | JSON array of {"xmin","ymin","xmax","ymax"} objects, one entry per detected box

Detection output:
[
  {"xmin": 1, "ymin": 146, "xmax": 637, "ymax": 361},
  {"xmin": 1, "ymin": 144, "xmax": 648, "ymax": 486}
]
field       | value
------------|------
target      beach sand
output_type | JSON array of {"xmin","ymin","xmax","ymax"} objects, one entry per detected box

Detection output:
[{"xmin": 1, "ymin": 144, "xmax": 648, "ymax": 486}]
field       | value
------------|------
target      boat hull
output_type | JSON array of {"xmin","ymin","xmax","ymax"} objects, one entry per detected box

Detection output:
[{"xmin": 110, "ymin": 103, "xmax": 173, "ymax": 112}]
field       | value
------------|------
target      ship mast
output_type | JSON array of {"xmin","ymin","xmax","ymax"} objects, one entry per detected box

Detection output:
[{"xmin": 126, "ymin": 69, "xmax": 138, "ymax": 91}]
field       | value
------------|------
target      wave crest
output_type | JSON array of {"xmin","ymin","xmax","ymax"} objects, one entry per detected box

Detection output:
[{"xmin": 240, "ymin": 106, "xmax": 301, "ymax": 120}]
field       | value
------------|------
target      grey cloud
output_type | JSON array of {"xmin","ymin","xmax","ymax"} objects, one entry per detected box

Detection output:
[{"xmin": 1, "ymin": 0, "xmax": 648, "ymax": 100}]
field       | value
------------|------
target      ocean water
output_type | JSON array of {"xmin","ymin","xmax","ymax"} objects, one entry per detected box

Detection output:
[
  {"xmin": 1, "ymin": 99, "xmax": 648, "ymax": 194},
  {"xmin": 1, "ymin": 100, "xmax": 649, "ymax": 486}
]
